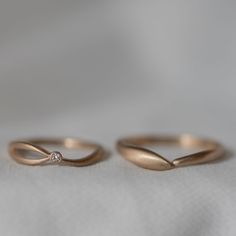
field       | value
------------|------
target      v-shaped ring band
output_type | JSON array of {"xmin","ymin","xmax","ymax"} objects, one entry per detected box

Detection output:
[
  {"xmin": 9, "ymin": 138, "xmax": 105, "ymax": 166},
  {"xmin": 117, "ymin": 134, "xmax": 225, "ymax": 170}
]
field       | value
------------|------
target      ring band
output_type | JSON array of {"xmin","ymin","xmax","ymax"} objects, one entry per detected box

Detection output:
[
  {"xmin": 9, "ymin": 138, "xmax": 105, "ymax": 166},
  {"xmin": 117, "ymin": 134, "xmax": 225, "ymax": 171}
]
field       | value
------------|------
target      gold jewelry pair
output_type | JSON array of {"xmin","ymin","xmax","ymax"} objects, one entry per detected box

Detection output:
[{"xmin": 9, "ymin": 134, "xmax": 225, "ymax": 171}]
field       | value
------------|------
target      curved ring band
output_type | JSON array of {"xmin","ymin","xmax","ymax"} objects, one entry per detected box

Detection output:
[
  {"xmin": 9, "ymin": 138, "xmax": 105, "ymax": 166},
  {"xmin": 117, "ymin": 134, "xmax": 225, "ymax": 171}
]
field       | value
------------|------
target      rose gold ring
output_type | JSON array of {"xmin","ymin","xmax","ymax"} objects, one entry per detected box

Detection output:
[
  {"xmin": 9, "ymin": 138, "xmax": 105, "ymax": 166},
  {"xmin": 117, "ymin": 134, "xmax": 225, "ymax": 171}
]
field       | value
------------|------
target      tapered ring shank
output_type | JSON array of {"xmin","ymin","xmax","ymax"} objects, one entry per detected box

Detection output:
[
  {"xmin": 117, "ymin": 134, "xmax": 224, "ymax": 170},
  {"xmin": 9, "ymin": 138, "xmax": 105, "ymax": 166}
]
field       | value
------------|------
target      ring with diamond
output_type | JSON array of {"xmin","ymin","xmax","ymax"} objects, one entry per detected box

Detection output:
[
  {"xmin": 9, "ymin": 138, "xmax": 105, "ymax": 166},
  {"xmin": 117, "ymin": 134, "xmax": 225, "ymax": 171}
]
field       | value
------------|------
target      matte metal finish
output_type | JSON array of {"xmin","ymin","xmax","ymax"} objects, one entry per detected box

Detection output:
[
  {"xmin": 9, "ymin": 138, "xmax": 105, "ymax": 166},
  {"xmin": 117, "ymin": 134, "xmax": 225, "ymax": 171}
]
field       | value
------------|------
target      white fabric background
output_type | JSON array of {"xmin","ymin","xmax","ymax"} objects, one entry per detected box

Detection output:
[{"xmin": 0, "ymin": 1, "xmax": 235, "ymax": 235}]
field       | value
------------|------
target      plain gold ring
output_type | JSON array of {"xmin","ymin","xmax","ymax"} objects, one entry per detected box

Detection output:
[
  {"xmin": 117, "ymin": 134, "xmax": 225, "ymax": 171},
  {"xmin": 9, "ymin": 138, "xmax": 105, "ymax": 166}
]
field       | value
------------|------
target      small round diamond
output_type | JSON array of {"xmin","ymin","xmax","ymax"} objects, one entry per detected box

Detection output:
[{"xmin": 49, "ymin": 151, "xmax": 63, "ymax": 162}]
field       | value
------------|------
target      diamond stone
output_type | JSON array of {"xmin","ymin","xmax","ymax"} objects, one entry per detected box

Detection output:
[{"xmin": 49, "ymin": 151, "xmax": 63, "ymax": 162}]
